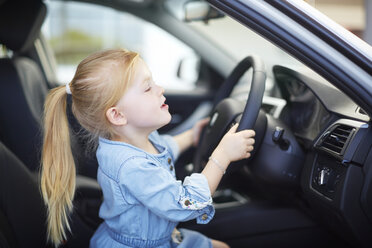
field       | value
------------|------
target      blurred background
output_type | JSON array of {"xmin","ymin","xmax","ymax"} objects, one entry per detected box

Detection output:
[
  {"xmin": 41, "ymin": 0, "xmax": 372, "ymax": 90},
  {"xmin": 307, "ymin": 0, "xmax": 371, "ymax": 41}
]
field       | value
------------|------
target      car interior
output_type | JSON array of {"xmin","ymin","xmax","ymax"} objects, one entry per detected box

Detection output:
[{"xmin": 0, "ymin": 0, "xmax": 371, "ymax": 248}]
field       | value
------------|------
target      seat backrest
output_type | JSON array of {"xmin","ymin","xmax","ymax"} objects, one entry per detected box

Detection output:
[
  {"xmin": 0, "ymin": 0, "xmax": 99, "ymax": 177},
  {"xmin": 0, "ymin": 56, "xmax": 48, "ymax": 171},
  {"xmin": 0, "ymin": 0, "xmax": 47, "ymax": 171}
]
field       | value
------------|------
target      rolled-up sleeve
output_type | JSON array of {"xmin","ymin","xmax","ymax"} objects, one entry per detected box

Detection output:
[
  {"xmin": 178, "ymin": 173, "xmax": 214, "ymax": 223},
  {"xmin": 118, "ymin": 157, "xmax": 215, "ymax": 224}
]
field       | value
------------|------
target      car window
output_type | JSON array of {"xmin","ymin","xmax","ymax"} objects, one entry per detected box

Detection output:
[
  {"xmin": 187, "ymin": 16, "xmax": 306, "ymax": 97},
  {"xmin": 41, "ymin": 0, "xmax": 200, "ymax": 91},
  {"xmin": 188, "ymin": 17, "xmax": 301, "ymax": 69}
]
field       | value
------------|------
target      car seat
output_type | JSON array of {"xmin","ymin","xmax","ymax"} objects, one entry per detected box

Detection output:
[
  {"xmin": 0, "ymin": 0, "xmax": 48, "ymax": 171},
  {"xmin": 0, "ymin": 140, "xmax": 102, "ymax": 248},
  {"xmin": 0, "ymin": 0, "xmax": 98, "ymax": 178},
  {"xmin": 0, "ymin": 141, "xmax": 50, "ymax": 248}
]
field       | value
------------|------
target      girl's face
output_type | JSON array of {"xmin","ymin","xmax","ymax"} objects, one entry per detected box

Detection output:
[{"xmin": 115, "ymin": 58, "xmax": 171, "ymax": 134}]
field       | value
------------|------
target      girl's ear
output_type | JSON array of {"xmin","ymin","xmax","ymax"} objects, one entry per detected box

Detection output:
[{"xmin": 106, "ymin": 107, "xmax": 127, "ymax": 126}]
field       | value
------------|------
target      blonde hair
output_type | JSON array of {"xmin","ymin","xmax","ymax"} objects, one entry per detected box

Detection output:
[{"xmin": 40, "ymin": 49, "xmax": 139, "ymax": 246}]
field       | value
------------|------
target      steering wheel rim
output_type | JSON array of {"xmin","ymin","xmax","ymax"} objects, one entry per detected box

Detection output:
[{"xmin": 193, "ymin": 55, "xmax": 266, "ymax": 172}]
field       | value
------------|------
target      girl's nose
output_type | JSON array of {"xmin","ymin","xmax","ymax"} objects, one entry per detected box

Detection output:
[{"xmin": 157, "ymin": 84, "xmax": 164, "ymax": 95}]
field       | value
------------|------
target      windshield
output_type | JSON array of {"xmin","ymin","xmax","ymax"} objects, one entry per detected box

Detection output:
[{"xmin": 188, "ymin": 16, "xmax": 301, "ymax": 69}]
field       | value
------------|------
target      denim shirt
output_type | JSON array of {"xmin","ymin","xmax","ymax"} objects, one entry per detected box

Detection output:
[{"xmin": 90, "ymin": 131, "xmax": 215, "ymax": 248}]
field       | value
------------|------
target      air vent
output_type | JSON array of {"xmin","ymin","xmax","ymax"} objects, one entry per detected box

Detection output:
[{"xmin": 319, "ymin": 125, "xmax": 355, "ymax": 155}]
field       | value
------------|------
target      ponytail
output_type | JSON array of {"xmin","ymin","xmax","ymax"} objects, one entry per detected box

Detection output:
[{"xmin": 40, "ymin": 85, "xmax": 76, "ymax": 246}]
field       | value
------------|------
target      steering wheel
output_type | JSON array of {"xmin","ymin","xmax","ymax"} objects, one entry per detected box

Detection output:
[{"xmin": 193, "ymin": 56, "xmax": 266, "ymax": 173}]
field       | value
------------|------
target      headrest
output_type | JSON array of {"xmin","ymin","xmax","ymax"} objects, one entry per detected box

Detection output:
[{"xmin": 0, "ymin": 0, "xmax": 46, "ymax": 52}]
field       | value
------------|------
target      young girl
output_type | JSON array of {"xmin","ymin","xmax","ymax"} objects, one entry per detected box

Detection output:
[{"xmin": 41, "ymin": 49, "xmax": 255, "ymax": 248}]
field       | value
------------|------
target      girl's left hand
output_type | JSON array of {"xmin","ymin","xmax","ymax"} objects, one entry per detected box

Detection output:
[{"xmin": 192, "ymin": 117, "xmax": 210, "ymax": 146}]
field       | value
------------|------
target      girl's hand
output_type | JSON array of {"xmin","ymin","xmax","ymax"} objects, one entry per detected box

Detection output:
[
  {"xmin": 202, "ymin": 123, "xmax": 256, "ymax": 194},
  {"xmin": 214, "ymin": 123, "xmax": 255, "ymax": 163},
  {"xmin": 192, "ymin": 117, "xmax": 210, "ymax": 146}
]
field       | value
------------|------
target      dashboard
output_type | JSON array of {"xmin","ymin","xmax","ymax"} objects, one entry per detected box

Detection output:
[
  {"xmin": 211, "ymin": 62, "xmax": 371, "ymax": 247},
  {"xmin": 274, "ymin": 66, "xmax": 368, "ymax": 141},
  {"xmin": 271, "ymin": 65, "xmax": 372, "ymax": 247}
]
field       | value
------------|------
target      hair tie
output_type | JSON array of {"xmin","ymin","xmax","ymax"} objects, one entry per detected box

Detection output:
[{"xmin": 65, "ymin": 83, "xmax": 72, "ymax": 95}]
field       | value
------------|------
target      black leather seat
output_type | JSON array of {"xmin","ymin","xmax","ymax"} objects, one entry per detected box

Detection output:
[
  {"xmin": 0, "ymin": 140, "xmax": 102, "ymax": 248},
  {"xmin": 0, "ymin": 2, "xmax": 102, "ymax": 246},
  {"xmin": 0, "ymin": 141, "xmax": 50, "ymax": 248},
  {"xmin": 0, "ymin": 0, "xmax": 98, "ymax": 178},
  {"xmin": 0, "ymin": 0, "xmax": 48, "ymax": 171}
]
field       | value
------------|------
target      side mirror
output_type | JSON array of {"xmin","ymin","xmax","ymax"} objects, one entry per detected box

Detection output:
[{"xmin": 164, "ymin": 0, "xmax": 224, "ymax": 22}]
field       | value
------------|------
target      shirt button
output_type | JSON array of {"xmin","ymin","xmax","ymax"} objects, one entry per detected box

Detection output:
[
  {"xmin": 169, "ymin": 165, "xmax": 174, "ymax": 171},
  {"xmin": 168, "ymin": 158, "xmax": 172, "ymax": 164},
  {"xmin": 201, "ymin": 214, "xmax": 208, "ymax": 220},
  {"xmin": 184, "ymin": 200, "xmax": 191, "ymax": 206}
]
